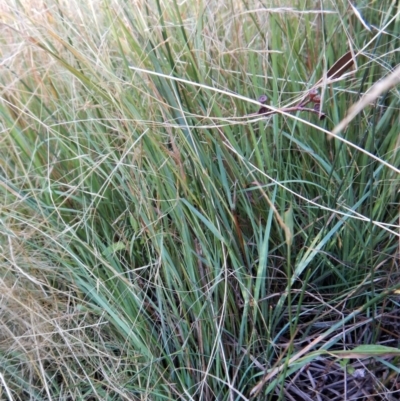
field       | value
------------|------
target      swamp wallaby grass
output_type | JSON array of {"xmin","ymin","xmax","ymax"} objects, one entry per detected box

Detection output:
[{"xmin": 0, "ymin": 1, "xmax": 399, "ymax": 400}]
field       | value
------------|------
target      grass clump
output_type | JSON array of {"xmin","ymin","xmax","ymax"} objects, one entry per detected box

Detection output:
[{"xmin": 0, "ymin": 0, "xmax": 399, "ymax": 400}]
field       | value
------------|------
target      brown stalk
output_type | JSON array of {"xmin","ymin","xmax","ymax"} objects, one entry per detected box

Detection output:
[{"xmin": 246, "ymin": 52, "xmax": 355, "ymax": 121}]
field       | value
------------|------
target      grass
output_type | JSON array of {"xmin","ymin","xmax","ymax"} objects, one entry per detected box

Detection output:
[{"xmin": 0, "ymin": 0, "xmax": 399, "ymax": 400}]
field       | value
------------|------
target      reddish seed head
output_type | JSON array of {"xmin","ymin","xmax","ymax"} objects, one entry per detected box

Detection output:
[{"xmin": 308, "ymin": 89, "xmax": 319, "ymax": 101}]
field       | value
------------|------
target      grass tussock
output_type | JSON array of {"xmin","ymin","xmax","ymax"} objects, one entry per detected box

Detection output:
[{"xmin": 0, "ymin": 0, "xmax": 399, "ymax": 400}]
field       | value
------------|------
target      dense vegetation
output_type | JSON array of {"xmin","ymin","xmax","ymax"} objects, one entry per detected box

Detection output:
[{"xmin": 1, "ymin": 0, "xmax": 399, "ymax": 400}]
